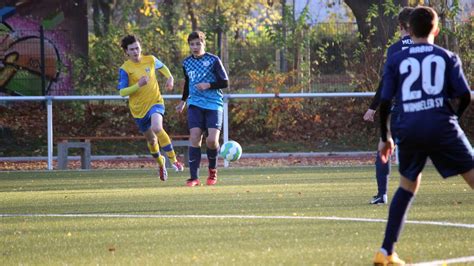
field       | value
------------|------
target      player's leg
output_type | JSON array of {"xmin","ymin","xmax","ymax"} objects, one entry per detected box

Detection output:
[
  {"xmin": 374, "ymin": 148, "xmax": 425, "ymax": 266},
  {"xmin": 150, "ymin": 113, "xmax": 184, "ymax": 172},
  {"xmin": 206, "ymin": 128, "xmax": 220, "ymax": 185},
  {"xmin": 135, "ymin": 110, "xmax": 167, "ymax": 180},
  {"xmin": 461, "ymin": 168, "xmax": 474, "ymax": 189},
  {"xmin": 372, "ymin": 118, "xmax": 394, "ymax": 204},
  {"xmin": 144, "ymin": 127, "xmax": 167, "ymax": 181},
  {"xmin": 187, "ymin": 127, "xmax": 203, "ymax": 186},
  {"xmin": 371, "ymin": 145, "xmax": 390, "ymax": 204},
  {"xmin": 204, "ymin": 108, "xmax": 223, "ymax": 186},
  {"xmin": 429, "ymin": 131, "xmax": 473, "ymax": 189},
  {"xmin": 186, "ymin": 105, "xmax": 204, "ymax": 186}
]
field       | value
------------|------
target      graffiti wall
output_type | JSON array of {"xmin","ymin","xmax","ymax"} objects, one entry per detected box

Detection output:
[{"xmin": 0, "ymin": 0, "xmax": 87, "ymax": 96}]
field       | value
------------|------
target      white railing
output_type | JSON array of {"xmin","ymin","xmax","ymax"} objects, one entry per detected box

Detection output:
[{"xmin": 1, "ymin": 92, "xmax": 377, "ymax": 170}]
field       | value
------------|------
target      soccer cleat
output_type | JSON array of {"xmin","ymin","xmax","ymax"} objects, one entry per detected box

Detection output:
[
  {"xmin": 206, "ymin": 168, "xmax": 218, "ymax": 186},
  {"xmin": 373, "ymin": 251, "xmax": 405, "ymax": 266},
  {"xmin": 172, "ymin": 160, "xmax": 184, "ymax": 172},
  {"xmin": 158, "ymin": 156, "xmax": 168, "ymax": 181},
  {"xmin": 186, "ymin": 178, "xmax": 200, "ymax": 187},
  {"xmin": 370, "ymin": 194, "xmax": 388, "ymax": 205}
]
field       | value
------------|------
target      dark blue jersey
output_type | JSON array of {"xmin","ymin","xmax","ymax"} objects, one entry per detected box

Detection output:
[
  {"xmin": 381, "ymin": 43, "xmax": 470, "ymax": 145},
  {"xmin": 369, "ymin": 35, "xmax": 413, "ymax": 110},
  {"xmin": 386, "ymin": 35, "xmax": 413, "ymax": 58}
]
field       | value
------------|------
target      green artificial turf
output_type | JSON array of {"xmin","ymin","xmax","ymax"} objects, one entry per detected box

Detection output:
[{"xmin": 1, "ymin": 166, "xmax": 473, "ymax": 265}]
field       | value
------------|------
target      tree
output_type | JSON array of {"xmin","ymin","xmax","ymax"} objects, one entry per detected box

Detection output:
[
  {"xmin": 92, "ymin": 0, "xmax": 116, "ymax": 37},
  {"xmin": 162, "ymin": 0, "xmax": 181, "ymax": 64},
  {"xmin": 343, "ymin": 0, "xmax": 408, "ymax": 47}
]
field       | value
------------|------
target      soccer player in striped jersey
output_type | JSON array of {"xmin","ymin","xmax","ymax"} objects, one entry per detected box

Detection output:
[
  {"xmin": 176, "ymin": 31, "xmax": 229, "ymax": 187},
  {"xmin": 117, "ymin": 35, "xmax": 184, "ymax": 181},
  {"xmin": 363, "ymin": 7, "xmax": 414, "ymax": 205},
  {"xmin": 373, "ymin": 6, "xmax": 473, "ymax": 265}
]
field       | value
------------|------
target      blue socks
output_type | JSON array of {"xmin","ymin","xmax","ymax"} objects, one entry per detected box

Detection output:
[
  {"xmin": 207, "ymin": 148, "xmax": 218, "ymax": 169},
  {"xmin": 189, "ymin": 147, "xmax": 219, "ymax": 179},
  {"xmin": 375, "ymin": 152, "xmax": 390, "ymax": 196},
  {"xmin": 382, "ymin": 187, "xmax": 414, "ymax": 254},
  {"xmin": 189, "ymin": 146, "xmax": 201, "ymax": 179}
]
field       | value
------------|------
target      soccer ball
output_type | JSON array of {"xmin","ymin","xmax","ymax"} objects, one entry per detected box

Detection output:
[{"xmin": 219, "ymin": 140, "xmax": 242, "ymax": 162}]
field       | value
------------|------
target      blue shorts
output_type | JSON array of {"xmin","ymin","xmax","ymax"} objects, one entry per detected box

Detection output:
[
  {"xmin": 398, "ymin": 132, "xmax": 473, "ymax": 181},
  {"xmin": 187, "ymin": 104, "xmax": 223, "ymax": 131},
  {"xmin": 134, "ymin": 104, "xmax": 165, "ymax": 133}
]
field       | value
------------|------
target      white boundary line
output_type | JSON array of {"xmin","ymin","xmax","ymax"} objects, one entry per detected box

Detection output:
[
  {"xmin": 1, "ymin": 213, "xmax": 474, "ymax": 229},
  {"xmin": 412, "ymin": 256, "xmax": 474, "ymax": 265},
  {"xmin": 2, "ymin": 213, "xmax": 473, "ymax": 265}
]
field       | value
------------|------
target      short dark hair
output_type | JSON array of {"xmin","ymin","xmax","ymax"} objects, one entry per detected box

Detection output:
[
  {"xmin": 398, "ymin": 7, "xmax": 414, "ymax": 30},
  {"xmin": 409, "ymin": 6, "xmax": 438, "ymax": 38},
  {"xmin": 187, "ymin": 31, "xmax": 206, "ymax": 44},
  {"xmin": 121, "ymin": 35, "xmax": 140, "ymax": 51}
]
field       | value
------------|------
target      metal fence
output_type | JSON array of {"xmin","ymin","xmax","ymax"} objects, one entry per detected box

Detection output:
[{"xmin": 0, "ymin": 93, "xmax": 376, "ymax": 170}]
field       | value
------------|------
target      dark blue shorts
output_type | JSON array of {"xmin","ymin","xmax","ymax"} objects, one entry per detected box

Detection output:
[
  {"xmin": 398, "ymin": 132, "xmax": 473, "ymax": 181},
  {"xmin": 134, "ymin": 104, "xmax": 165, "ymax": 133},
  {"xmin": 187, "ymin": 104, "xmax": 223, "ymax": 131}
]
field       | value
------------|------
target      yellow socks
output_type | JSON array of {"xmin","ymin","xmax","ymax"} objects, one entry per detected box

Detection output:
[
  {"xmin": 147, "ymin": 142, "xmax": 164, "ymax": 167},
  {"xmin": 157, "ymin": 130, "xmax": 177, "ymax": 163}
]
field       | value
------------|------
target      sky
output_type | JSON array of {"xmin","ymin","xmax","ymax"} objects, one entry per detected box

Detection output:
[
  {"xmin": 292, "ymin": 0, "xmax": 352, "ymax": 24},
  {"xmin": 292, "ymin": 0, "xmax": 473, "ymax": 23}
]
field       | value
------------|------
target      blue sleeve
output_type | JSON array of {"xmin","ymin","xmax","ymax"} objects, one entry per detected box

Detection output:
[
  {"xmin": 117, "ymin": 68, "xmax": 129, "ymax": 90},
  {"xmin": 153, "ymin": 55, "xmax": 164, "ymax": 69},
  {"xmin": 380, "ymin": 57, "xmax": 397, "ymax": 101},
  {"xmin": 447, "ymin": 54, "xmax": 470, "ymax": 98},
  {"xmin": 213, "ymin": 57, "xmax": 228, "ymax": 81},
  {"xmin": 386, "ymin": 45, "xmax": 396, "ymax": 58}
]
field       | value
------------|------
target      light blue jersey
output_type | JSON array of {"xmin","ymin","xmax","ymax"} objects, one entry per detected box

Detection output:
[{"xmin": 182, "ymin": 53, "xmax": 228, "ymax": 111}]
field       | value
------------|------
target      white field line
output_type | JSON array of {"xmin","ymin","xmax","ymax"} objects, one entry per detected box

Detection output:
[
  {"xmin": 2, "ymin": 213, "xmax": 473, "ymax": 265},
  {"xmin": 412, "ymin": 255, "xmax": 474, "ymax": 265},
  {"xmin": 1, "ymin": 213, "xmax": 474, "ymax": 229}
]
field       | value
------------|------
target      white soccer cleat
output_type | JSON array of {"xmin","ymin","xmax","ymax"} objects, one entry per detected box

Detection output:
[{"xmin": 172, "ymin": 161, "xmax": 184, "ymax": 172}]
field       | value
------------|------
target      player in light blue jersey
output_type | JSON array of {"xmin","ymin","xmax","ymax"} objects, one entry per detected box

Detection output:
[
  {"xmin": 373, "ymin": 6, "xmax": 473, "ymax": 265},
  {"xmin": 176, "ymin": 31, "xmax": 229, "ymax": 187},
  {"xmin": 363, "ymin": 7, "xmax": 414, "ymax": 205}
]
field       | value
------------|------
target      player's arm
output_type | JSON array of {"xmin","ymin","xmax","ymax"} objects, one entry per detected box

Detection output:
[
  {"xmin": 365, "ymin": 46, "xmax": 394, "ymax": 121},
  {"xmin": 175, "ymin": 66, "xmax": 189, "ymax": 113},
  {"xmin": 210, "ymin": 57, "xmax": 229, "ymax": 89},
  {"xmin": 368, "ymin": 44, "xmax": 398, "ymax": 110},
  {"xmin": 117, "ymin": 68, "xmax": 139, "ymax": 97},
  {"xmin": 456, "ymin": 92, "xmax": 471, "ymax": 118},
  {"xmin": 364, "ymin": 80, "xmax": 383, "ymax": 122},
  {"xmin": 157, "ymin": 65, "xmax": 172, "ymax": 79},
  {"xmin": 181, "ymin": 66, "xmax": 189, "ymax": 101},
  {"xmin": 154, "ymin": 56, "xmax": 174, "ymax": 91},
  {"xmin": 379, "ymin": 99, "xmax": 391, "ymax": 143},
  {"xmin": 447, "ymin": 54, "xmax": 471, "ymax": 118},
  {"xmin": 369, "ymin": 80, "xmax": 383, "ymax": 110},
  {"xmin": 378, "ymin": 59, "xmax": 397, "ymax": 163}
]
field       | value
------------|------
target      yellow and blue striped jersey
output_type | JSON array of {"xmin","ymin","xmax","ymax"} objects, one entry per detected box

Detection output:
[{"xmin": 118, "ymin": 55, "xmax": 165, "ymax": 118}]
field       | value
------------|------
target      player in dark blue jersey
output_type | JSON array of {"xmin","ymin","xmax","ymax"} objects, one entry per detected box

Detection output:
[
  {"xmin": 363, "ymin": 7, "xmax": 414, "ymax": 205},
  {"xmin": 176, "ymin": 31, "xmax": 229, "ymax": 187},
  {"xmin": 373, "ymin": 6, "xmax": 473, "ymax": 265}
]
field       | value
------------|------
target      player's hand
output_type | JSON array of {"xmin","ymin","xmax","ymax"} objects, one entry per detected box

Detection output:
[
  {"xmin": 175, "ymin": 100, "xmax": 186, "ymax": 113},
  {"xmin": 363, "ymin": 109, "xmax": 376, "ymax": 122},
  {"xmin": 195, "ymin": 83, "xmax": 210, "ymax": 91},
  {"xmin": 138, "ymin": 76, "xmax": 149, "ymax": 87},
  {"xmin": 165, "ymin": 77, "xmax": 174, "ymax": 91},
  {"xmin": 378, "ymin": 137, "xmax": 395, "ymax": 164}
]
